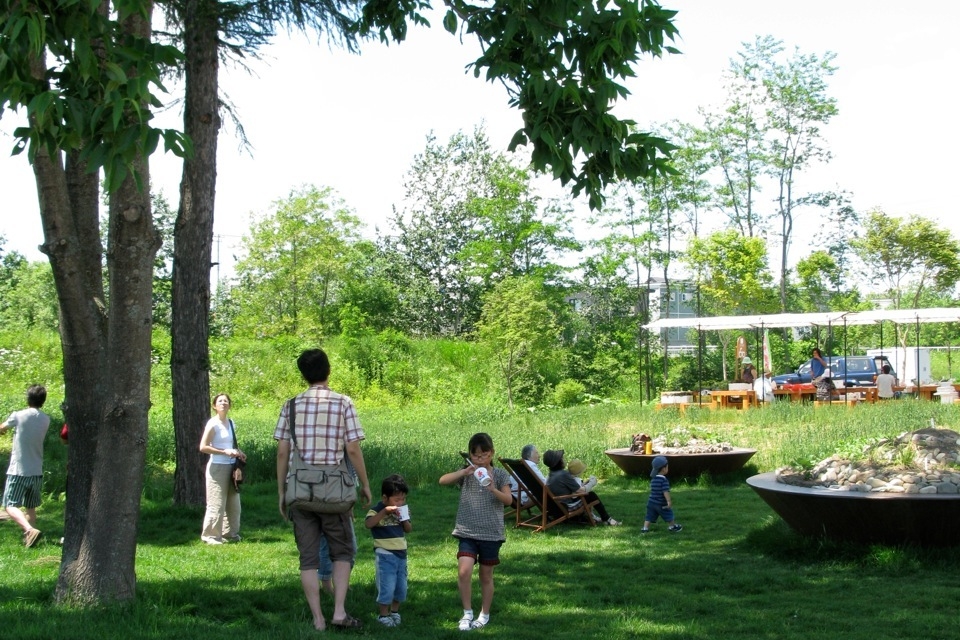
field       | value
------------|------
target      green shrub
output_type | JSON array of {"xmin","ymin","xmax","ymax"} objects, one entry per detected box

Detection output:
[{"xmin": 551, "ymin": 379, "xmax": 586, "ymax": 407}]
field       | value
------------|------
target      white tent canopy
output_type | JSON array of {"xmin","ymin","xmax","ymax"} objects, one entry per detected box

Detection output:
[{"xmin": 644, "ymin": 308, "xmax": 960, "ymax": 332}]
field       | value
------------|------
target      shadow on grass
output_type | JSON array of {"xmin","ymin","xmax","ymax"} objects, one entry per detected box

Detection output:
[{"xmin": 744, "ymin": 516, "xmax": 960, "ymax": 570}]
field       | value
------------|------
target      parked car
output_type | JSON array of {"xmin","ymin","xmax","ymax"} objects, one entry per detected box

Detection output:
[{"xmin": 772, "ymin": 355, "xmax": 895, "ymax": 387}]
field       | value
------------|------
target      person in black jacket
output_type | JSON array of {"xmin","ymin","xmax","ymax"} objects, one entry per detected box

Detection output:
[{"xmin": 543, "ymin": 449, "xmax": 621, "ymax": 526}]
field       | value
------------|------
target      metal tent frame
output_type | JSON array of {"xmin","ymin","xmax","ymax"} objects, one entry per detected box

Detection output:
[{"xmin": 643, "ymin": 308, "xmax": 960, "ymax": 402}]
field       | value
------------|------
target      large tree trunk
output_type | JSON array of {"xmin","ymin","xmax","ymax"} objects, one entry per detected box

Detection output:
[
  {"xmin": 40, "ymin": 5, "xmax": 158, "ymax": 605},
  {"xmin": 171, "ymin": 0, "xmax": 221, "ymax": 506},
  {"xmin": 62, "ymin": 146, "xmax": 158, "ymax": 602},
  {"xmin": 28, "ymin": 27, "xmax": 112, "ymax": 602},
  {"xmin": 36, "ymin": 147, "xmax": 108, "ymax": 583}
]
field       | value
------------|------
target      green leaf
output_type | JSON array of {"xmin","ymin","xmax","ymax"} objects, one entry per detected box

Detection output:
[
  {"xmin": 104, "ymin": 62, "xmax": 128, "ymax": 84},
  {"xmin": 443, "ymin": 10, "xmax": 458, "ymax": 35},
  {"xmin": 111, "ymin": 98, "xmax": 124, "ymax": 132},
  {"xmin": 144, "ymin": 127, "xmax": 161, "ymax": 156}
]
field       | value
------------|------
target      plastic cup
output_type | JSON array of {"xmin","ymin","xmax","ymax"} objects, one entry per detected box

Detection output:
[
  {"xmin": 396, "ymin": 505, "xmax": 410, "ymax": 521},
  {"xmin": 473, "ymin": 466, "xmax": 492, "ymax": 487}
]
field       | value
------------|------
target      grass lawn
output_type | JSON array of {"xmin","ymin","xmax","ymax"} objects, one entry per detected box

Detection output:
[{"xmin": 1, "ymin": 400, "xmax": 959, "ymax": 639}]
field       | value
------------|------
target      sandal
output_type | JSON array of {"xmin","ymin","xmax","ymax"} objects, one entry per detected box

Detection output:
[{"xmin": 331, "ymin": 615, "xmax": 363, "ymax": 630}]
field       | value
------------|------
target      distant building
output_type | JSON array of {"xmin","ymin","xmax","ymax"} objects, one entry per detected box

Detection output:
[
  {"xmin": 647, "ymin": 278, "xmax": 698, "ymax": 351},
  {"xmin": 563, "ymin": 278, "xmax": 698, "ymax": 352}
]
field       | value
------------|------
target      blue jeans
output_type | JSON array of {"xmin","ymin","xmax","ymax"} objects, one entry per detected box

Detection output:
[
  {"xmin": 645, "ymin": 502, "xmax": 676, "ymax": 524},
  {"xmin": 374, "ymin": 548, "xmax": 408, "ymax": 605}
]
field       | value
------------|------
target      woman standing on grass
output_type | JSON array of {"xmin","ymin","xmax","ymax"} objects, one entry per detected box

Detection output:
[{"xmin": 199, "ymin": 393, "xmax": 246, "ymax": 545}]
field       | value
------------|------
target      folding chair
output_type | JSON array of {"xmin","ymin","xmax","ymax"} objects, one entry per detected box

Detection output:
[{"xmin": 499, "ymin": 457, "xmax": 598, "ymax": 532}]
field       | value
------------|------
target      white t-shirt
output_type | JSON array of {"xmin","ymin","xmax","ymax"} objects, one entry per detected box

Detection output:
[
  {"xmin": 4, "ymin": 407, "xmax": 51, "ymax": 476},
  {"xmin": 753, "ymin": 376, "xmax": 776, "ymax": 403},
  {"xmin": 205, "ymin": 417, "xmax": 236, "ymax": 465},
  {"xmin": 509, "ymin": 458, "xmax": 547, "ymax": 503},
  {"xmin": 876, "ymin": 373, "xmax": 897, "ymax": 399}
]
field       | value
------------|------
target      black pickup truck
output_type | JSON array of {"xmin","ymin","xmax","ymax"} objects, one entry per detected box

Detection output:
[{"xmin": 772, "ymin": 355, "xmax": 895, "ymax": 387}]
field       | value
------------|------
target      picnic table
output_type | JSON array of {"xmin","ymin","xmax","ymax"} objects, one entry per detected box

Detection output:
[
  {"xmin": 833, "ymin": 386, "xmax": 878, "ymax": 403},
  {"xmin": 707, "ymin": 389, "xmax": 757, "ymax": 410},
  {"xmin": 773, "ymin": 386, "xmax": 816, "ymax": 402},
  {"xmin": 894, "ymin": 384, "xmax": 939, "ymax": 401}
]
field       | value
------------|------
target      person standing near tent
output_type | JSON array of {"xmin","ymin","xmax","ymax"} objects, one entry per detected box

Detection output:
[
  {"xmin": 754, "ymin": 370, "xmax": 777, "ymax": 404},
  {"xmin": 811, "ymin": 348, "xmax": 835, "ymax": 400}
]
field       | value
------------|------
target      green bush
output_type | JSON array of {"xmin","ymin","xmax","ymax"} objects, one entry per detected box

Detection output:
[{"xmin": 551, "ymin": 379, "xmax": 585, "ymax": 407}]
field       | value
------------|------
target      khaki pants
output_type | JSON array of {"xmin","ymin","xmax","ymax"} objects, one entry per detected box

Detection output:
[{"xmin": 201, "ymin": 462, "xmax": 241, "ymax": 540}]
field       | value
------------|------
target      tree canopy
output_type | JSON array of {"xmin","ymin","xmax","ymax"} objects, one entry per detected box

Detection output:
[
  {"xmin": 359, "ymin": 0, "xmax": 681, "ymax": 209},
  {"xmin": 853, "ymin": 210, "xmax": 960, "ymax": 310},
  {"xmin": 232, "ymin": 185, "xmax": 363, "ymax": 337}
]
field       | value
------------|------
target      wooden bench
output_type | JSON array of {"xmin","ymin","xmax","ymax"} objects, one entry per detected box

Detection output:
[
  {"xmin": 831, "ymin": 387, "xmax": 877, "ymax": 403},
  {"xmin": 655, "ymin": 402, "xmax": 691, "ymax": 415},
  {"xmin": 814, "ymin": 398, "xmax": 858, "ymax": 408}
]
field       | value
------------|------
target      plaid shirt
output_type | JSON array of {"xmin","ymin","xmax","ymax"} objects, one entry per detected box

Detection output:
[{"xmin": 273, "ymin": 383, "xmax": 364, "ymax": 466}]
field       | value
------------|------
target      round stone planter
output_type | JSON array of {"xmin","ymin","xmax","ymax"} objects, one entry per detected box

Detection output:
[
  {"xmin": 605, "ymin": 447, "xmax": 757, "ymax": 478},
  {"xmin": 747, "ymin": 471, "xmax": 960, "ymax": 547}
]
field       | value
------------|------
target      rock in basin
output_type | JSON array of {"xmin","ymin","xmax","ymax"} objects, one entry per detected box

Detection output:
[
  {"xmin": 747, "ymin": 471, "xmax": 960, "ymax": 547},
  {"xmin": 605, "ymin": 447, "xmax": 757, "ymax": 478}
]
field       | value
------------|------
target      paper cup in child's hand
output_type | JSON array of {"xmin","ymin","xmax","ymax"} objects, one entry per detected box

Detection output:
[
  {"xmin": 473, "ymin": 466, "xmax": 492, "ymax": 487},
  {"xmin": 396, "ymin": 505, "xmax": 410, "ymax": 521}
]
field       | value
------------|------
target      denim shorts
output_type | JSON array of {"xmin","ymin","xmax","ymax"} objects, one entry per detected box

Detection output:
[
  {"xmin": 374, "ymin": 548, "xmax": 408, "ymax": 605},
  {"xmin": 645, "ymin": 502, "xmax": 675, "ymax": 524},
  {"xmin": 456, "ymin": 537, "xmax": 503, "ymax": 566}
]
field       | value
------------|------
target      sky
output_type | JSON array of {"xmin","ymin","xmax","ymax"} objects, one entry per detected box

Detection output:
[{"xmin": 1, "ymin": 0, "xmax": 958, "ymax": 280}]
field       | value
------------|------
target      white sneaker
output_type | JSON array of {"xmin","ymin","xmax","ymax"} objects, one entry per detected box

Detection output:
[
  {"xmin": 390, "ymin": 612, "xmax": 401, "ymax": 625},
  {"xmin": 378, "ymin": 615, "xmax": 397, "ymax": 627},
  {"xmin": 201, "ymin": 536, "xmax": 223, "ymax": 545},
  {"xmin": 458, "ymin": 612, "xmax": 474, "ymax": 631}
]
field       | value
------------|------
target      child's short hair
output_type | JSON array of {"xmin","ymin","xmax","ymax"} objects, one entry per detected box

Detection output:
[
  {"xmin": 26, "ymin": 385, "xmax": 46, "ymax": 409},
  {"xmin": 468, "ymin": 432, "xmax": 494, "ymax": 453},
  {"xmin": 381, "ymin": 474, "xmax": 409, "ymax": 498},
  {"xmin": 882, "ymin": 364, "xmax": 891, "ymax": 374}
]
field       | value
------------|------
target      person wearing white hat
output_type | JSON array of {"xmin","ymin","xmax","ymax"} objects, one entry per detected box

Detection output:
[{"xmin": 740, "ymin": 356, "xmax": 757, "ymax": 384}]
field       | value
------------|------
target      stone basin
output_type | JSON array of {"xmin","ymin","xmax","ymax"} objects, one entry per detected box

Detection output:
[
  {"xmin": 747, "ymin": 471, "xmax": 960, "ymax": 547},
  {"xmin": 605, "ymin": 447, "xmax": 757, "ymax": 478}
]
